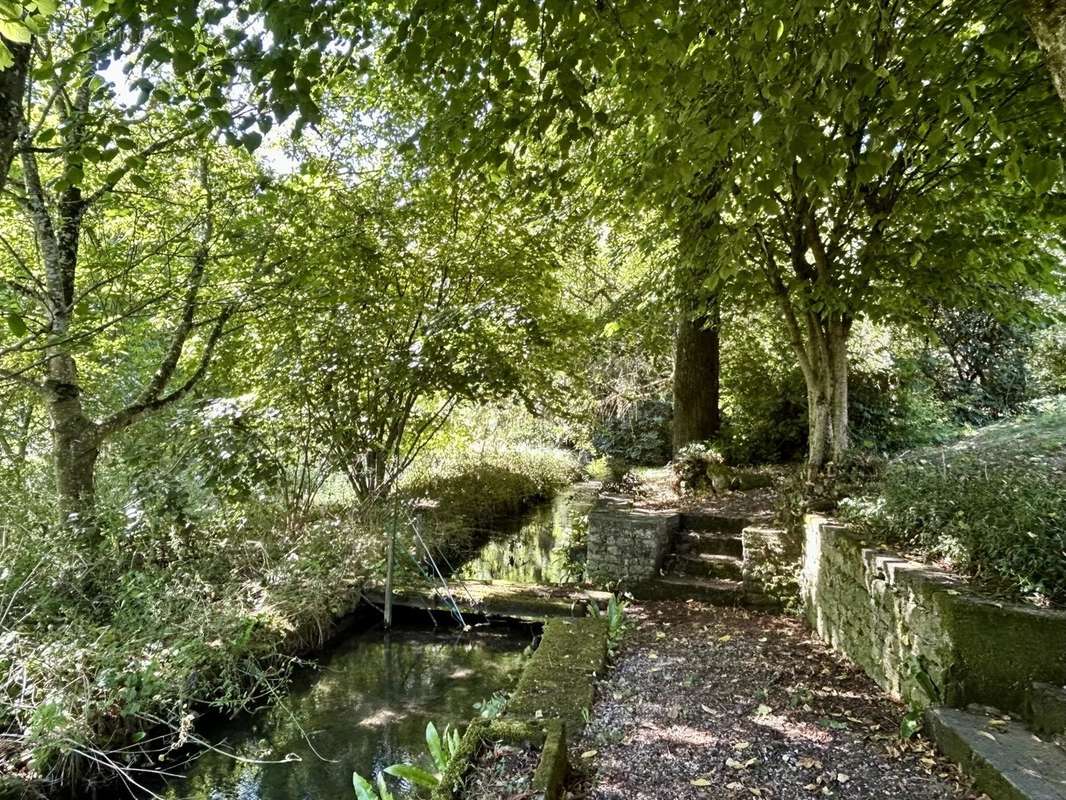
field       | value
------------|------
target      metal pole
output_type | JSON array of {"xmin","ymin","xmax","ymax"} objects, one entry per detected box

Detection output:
[{"xmin": 384, "ymin": 500, "xmax": 396, "ymax": 629}]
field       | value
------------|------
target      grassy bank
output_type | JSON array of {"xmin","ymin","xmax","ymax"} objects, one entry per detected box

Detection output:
[
  {"xmin": 400, "ymin": 445, "xmax": 581, "ymax": 524},
  {"xmin": 0, "ymin": 504, "xmax": 381, "ymax": 796},
  {"xmin": 844, "ymin": 396, "xmax": 1066, "ymax": 606}
]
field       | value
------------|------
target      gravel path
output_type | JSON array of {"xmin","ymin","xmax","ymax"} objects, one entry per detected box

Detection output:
[{"xmin": 568, "ymin": 600, "xmax": 980, "ymax": 800}]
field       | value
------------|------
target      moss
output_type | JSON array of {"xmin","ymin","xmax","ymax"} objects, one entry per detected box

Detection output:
[
  {"xmin": 431, "ymin": 719, "xmax": 567, "ymax": 800},
  {"xmin": 506, "ymin": 616, "xmax": 608, "ymax": 731},
  {"xmin": 428, "ymin": 615, "xmax": 606, "ymax": 798},
  {"xmin": 939, "ymin": 592, "xmax": 1066, "ymax": 712},
  {"xmin": 532, "ymin": 720, "xmax": 567, "ymax": 800}
]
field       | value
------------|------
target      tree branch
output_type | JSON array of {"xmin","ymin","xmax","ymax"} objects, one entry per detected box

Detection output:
[{"xmin": 98, "ymin": 306, "xmax": 234, "ymax": 438}]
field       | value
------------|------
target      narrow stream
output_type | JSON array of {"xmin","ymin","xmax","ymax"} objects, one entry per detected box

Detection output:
[
  {"xmin": 138, "ymin": 484, "xmax": 596, "ymax": 800},
  {"xmin": 151, "ymin": 616, "xmax": 534, "ymax": 800}
]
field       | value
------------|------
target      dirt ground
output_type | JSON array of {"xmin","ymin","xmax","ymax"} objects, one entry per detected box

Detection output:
[
  {"xmin": 566, "ymin": 600, "xmax": 981, "ymax": 800},
  {"xmin": 628, "ymin": 466, "xmax": 785, "ymax": 522}
]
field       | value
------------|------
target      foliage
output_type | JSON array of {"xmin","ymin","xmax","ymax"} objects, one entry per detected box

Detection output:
[
  {"xmin": 473, "ymin": 691, "xmax": 509, "ymax": 720},
  {"xmin": 920, "ymin": 307, "xmax": 1043, "ymax": 424},
  {"xmin": 671, "ymin": 442, "xmax": 728, "ymax": 496},
  {"xmin": 243, "ymin": 144, "xmax": 586, "ymax": 499},
  {"xmin": 0, "ymin": 483, "xmax": 380, "ymax": 787},
  {"xmin": 593, "ymin": 593, "xmax": 629, "ymax": 657},
  {"xmin": 390, "ymin": 0, "xmax": 1066, "ymax": 469},
  {"xmin": 718, "ymin": 309, "xmax": 809, "ymax": 465},
  {"xmin": 590, "ymin": 398, "xmax": 672, "ymax": 467},
  {"xmin": 848, "ymin": 358, "xmax": 956, "ymax": 455},
  {"xmin": 400, "ymin": 445, "xmax": 579, "ymax": 525},
  {"xmin": 353, "ymin": 721, "xmax": 462, "ymax": 798},
  {"xmin": 353, "ymin": 771, "xmax": 398, "ymax": 800},
  {"xmin": 843, "ymin": 397, "xmax": 1066, "ymax": 605}
]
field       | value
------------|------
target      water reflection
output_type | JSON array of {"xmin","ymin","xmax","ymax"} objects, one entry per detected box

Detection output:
[
  {"xmin": 455, "ymin": 483, "xmax": 599, "ymax": 585},
  {"xmin": 155, "ymin": 621, "xmax": 532, "ymax": 800}
]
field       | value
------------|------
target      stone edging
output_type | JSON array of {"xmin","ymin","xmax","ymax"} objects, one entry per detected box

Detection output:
[
  {"xmin": 432, "ymin": 615, "xmax": 609, "ymax": 799},
  {"xmin": 802, "ymin": 515, "xmax": 1066, "ymax": 714}
]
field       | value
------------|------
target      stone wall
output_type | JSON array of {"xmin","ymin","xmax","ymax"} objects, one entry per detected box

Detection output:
[
  {"xmin": 586, "ymin": 496, "xmax": 679, "ymax": 585},
  {"xmin": 802, "ymin": 516, "xmax": 1066, "ymax": 714}
]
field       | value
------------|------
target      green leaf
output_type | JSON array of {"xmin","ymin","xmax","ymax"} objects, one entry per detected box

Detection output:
[
  {"xmin": 6, "ymin": 312, "xmax": 27, "ymax": 337},
  {"xmin": 1023, "ymin": 154, "xmax": 1062, "ymax": 195},
  {"xmin": 772, "ymin": 18, "xmax": 785, "ymax": 42},
  {"xmin": 0, "ymin": 20, "xmax": 32, "ymax": 44},
  {"xmin": 241, "ymin": 131, "xmax": 263, "ymax": 153},
  {"xmin": 352, "ymin": 772, "xmax": 378, "ymax": 800},
  {"xmin": 375, "ymin": 772, "xmax": 394, "ymax": 800},
  {"xmin": 383, "ymin": 764, "xmax": 440, "ymax": 788},
  {"xmin": 425, "ymin": 721, "xmax": 444, "ymax": 771}
]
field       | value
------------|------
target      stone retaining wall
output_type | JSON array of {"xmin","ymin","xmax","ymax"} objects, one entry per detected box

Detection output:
[
  {"xmin": 802, "ymin": 516, "xmax": 1066, "ymax": 714},
  {"xmin": 586, "ymin": 496, "xmax": 679, "ymax": 585}
]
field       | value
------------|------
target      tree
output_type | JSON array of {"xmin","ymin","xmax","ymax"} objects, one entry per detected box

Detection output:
[
  {"xmin": 385, "ymin": 0, "xmax": 1063, "ymax": 471},
  {"xmin": 0, "ymin": 10, "xmax": 273, "ymax": 537},
  {"xmin": 238, "ymin": 116, "xmax": 587, "ymax": 500},
  {"xmin": 0, "ymin": 0, "xmax": 370, "ymax": 192}
]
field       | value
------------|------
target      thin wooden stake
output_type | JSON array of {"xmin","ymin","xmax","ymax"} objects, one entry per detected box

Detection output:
[{"xmin": 384, "ymin": 500, "xmax": 396, "ymax": 629}]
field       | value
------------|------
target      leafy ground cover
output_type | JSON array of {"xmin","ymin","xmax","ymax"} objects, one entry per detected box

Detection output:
[
  {"xmin": 463, "ymin": 740, "xmax": 540, "ymax": 799},
  {"xmin": 845, "ymin": 396, "xmax": 1066, "ymax": 606},
  {"xmin": 567, "ymin": 601, "xmax": 978, "ymax": 800}
]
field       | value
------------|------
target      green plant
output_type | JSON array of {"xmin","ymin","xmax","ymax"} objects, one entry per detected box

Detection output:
[
  {"xmin": 591, "ymin": 593, "xmax": 629, "ymax": 655},
  {"xmin": 356, "ymin": 721, "xmax": 463, "ymax": 794},
  {"xmin": 401, "ymin": 445, "xmax": 580, "ymax": 525},
  {"xmin": 843, "ymin": 398, "xmax": 1066, "ymax": 605},
  {"xmin": 353, "ymin": 772, "xmax": 399, "ymax": 800},
  {"xmin": 671, "ymin": 442, "xmax": 728, "ymax": 495},
  {"xmin": 474, "ymin": 691, "xmax": 509, "ymax": 720},
  {"xmin": 590, "ymin": 398, "xmax": 672, "ymax": 466}
]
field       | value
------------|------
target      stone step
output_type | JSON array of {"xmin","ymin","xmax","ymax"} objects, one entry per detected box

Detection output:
[
  {"xmin": 927, "ymin": 706, "xmax": 1066, "ymax": 800},
  {"xmin": 641, "ymin": 576, "xmax": 745, "ymax": 605},
  {"xmin": 680, "ymin": 512, "xmax": 750, "ymax": 534},
  {"xmin": 1030, "ymin": 684, "xmax": 1066, "ymax": 736},
  {"xmin": 675, "ymin": 530, "xmax": 744, "ymax": 558},
  {"xmin": 673, "ymin": 552, "xmax": 744, "ymax": 580}
]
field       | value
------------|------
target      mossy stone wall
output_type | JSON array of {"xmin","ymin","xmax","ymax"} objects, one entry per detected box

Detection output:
[
  {"xmin": 586, "ymin": 497, "xmax": 679, "ymax": 585},
  {"xmin": 802, "ymin": 516, "xmax": 1066, "ymax": 714}
]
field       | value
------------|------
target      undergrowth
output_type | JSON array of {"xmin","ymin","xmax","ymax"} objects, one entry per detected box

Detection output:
[
  {"xmin": 0, "ymin": 499, "xmax": 379, "ymax": 795},
  {"xmin": 843, "ymin": 396, "xmax": 1066, "ymax": 606},
  {"xmin": 400, "ymin": 445, "xmax": 580, "ymax": 524}
]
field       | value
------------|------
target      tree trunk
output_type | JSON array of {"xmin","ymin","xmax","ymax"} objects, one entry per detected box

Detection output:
[
  {"xmin": 828, "ymin": 321, "xmax": 849, "ymax": 463},
  {"xmin": 672, "ymin": 295, "xmax": 721, "ymax": 453},
  {"xmin": 46, "ymin": 376, "xmax": 101, "ymax": 536},
  {"xmin": 0, "ymin": 42, "xmax": 30, "ymax": 194},
  {"xmin": 1026, "ymin": 0, "xmax": 1066, "ymax": 107},
  {"xmin": 795, "ymin": 320, "xmax": 850, "ymax": 475}
]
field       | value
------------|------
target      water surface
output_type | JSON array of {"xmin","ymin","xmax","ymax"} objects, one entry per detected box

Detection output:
[{"xmin": 155, "ymin": 619, "xmax": 532, "ymax": 800}]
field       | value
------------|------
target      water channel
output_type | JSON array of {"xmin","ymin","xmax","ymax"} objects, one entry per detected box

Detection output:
[{"xmin": 147, "ymin": 484, "xmax": 597, "ymax": 800}]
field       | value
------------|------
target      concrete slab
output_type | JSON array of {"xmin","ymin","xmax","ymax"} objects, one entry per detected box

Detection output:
[
  {"xmin": 362, "ymin": 579, "xmax": 613, "ymax": 621},
  {"xmin": 927, "ymin": 707, "xmax": 1066, "ymax": 800}
]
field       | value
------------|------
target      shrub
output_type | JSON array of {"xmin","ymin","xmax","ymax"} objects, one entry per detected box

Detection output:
[
  {"xmin": 844, "ymin": 397, "xmax": 1066, "ymax": 605},
  {"xmin": 400, "ymin": 445, "xmax": 580, "ymax": 524},
  {"xmin": 671, "ymin": 441, "xmax": 728, "ymax": 495},
  {"xmin": 590, "ymin": 398, "xmax": 672, "ymax": 466}
]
